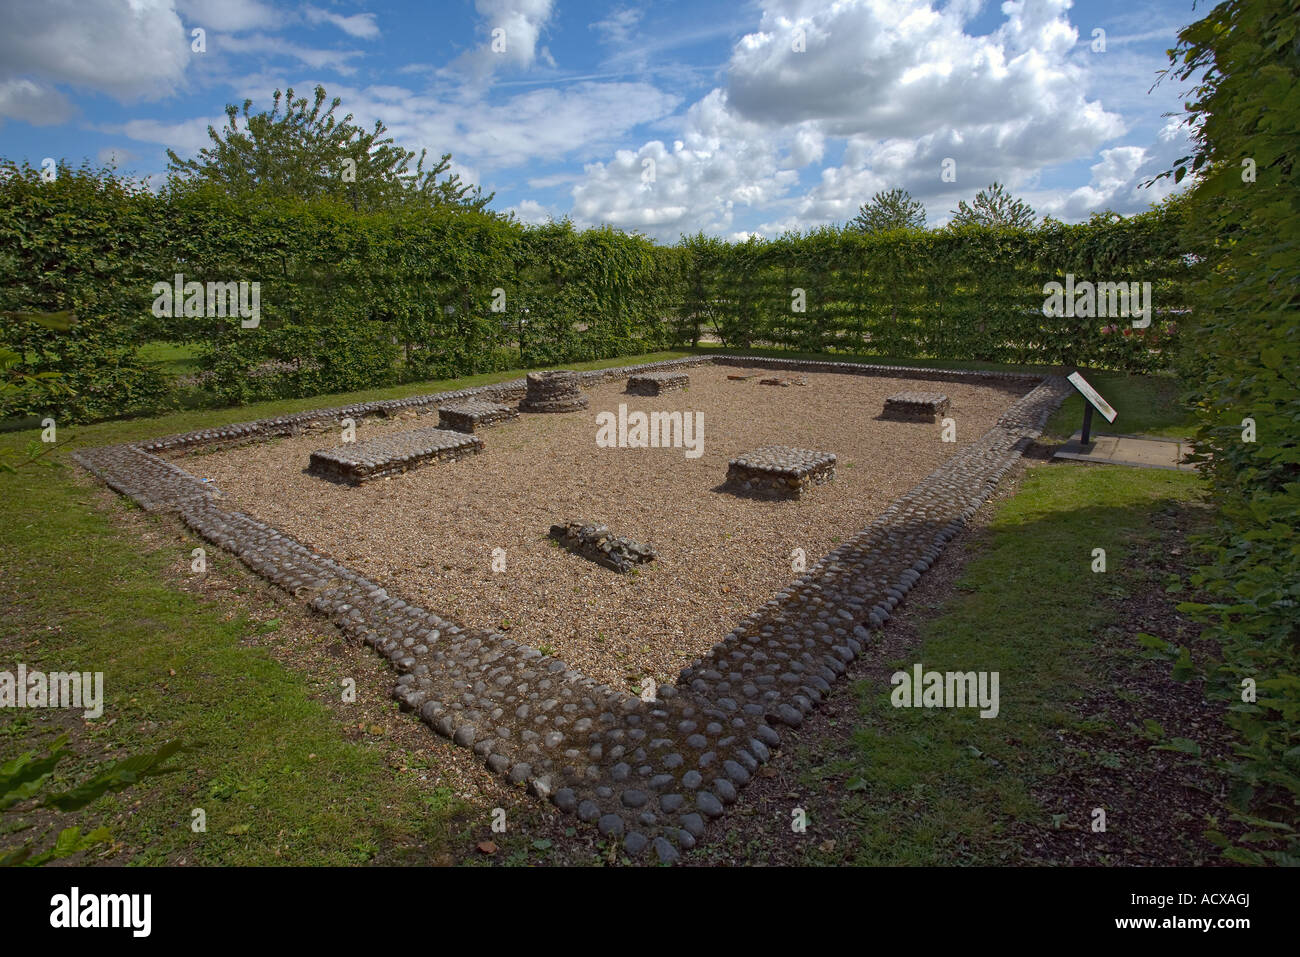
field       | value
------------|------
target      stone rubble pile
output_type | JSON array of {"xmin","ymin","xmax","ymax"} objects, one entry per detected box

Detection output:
[{"xmin": 549, "ymin": 521, "xmax": 658, "ymax": 573}]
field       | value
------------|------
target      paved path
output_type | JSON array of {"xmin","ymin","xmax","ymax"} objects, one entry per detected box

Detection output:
[{"xmin": 1053, "ymin": 432, "xmax": 1198, "ymax": 471}]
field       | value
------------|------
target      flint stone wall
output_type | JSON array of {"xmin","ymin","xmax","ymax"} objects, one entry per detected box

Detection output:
[
  {"xmin": 520, "ymin": 370, "xmax": 589, "ymax": 412},
  {"xmin": 308, "ymin": 428, "xmax": 483, "ymax": 484},
  {"xmin": 626, "ymin": 371, "xmax": 689, "ymax": 396},
  {"xmin": 883, "ymin": 391, "xmax": 951, "ymax": 423},
  {"xmin": 725, "ymin": 447, "xmax": 836, "ymax": 499},
  {"xmin": 438, "ymin": 400, "xmax": 519, "ymax": 433}
]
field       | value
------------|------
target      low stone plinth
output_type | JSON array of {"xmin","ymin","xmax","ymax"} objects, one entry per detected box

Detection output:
[
  {"xmin": 626, "ymin": 371, "xmax": 689, "ymax": 396},
  {"xmin": 520, "ymin": 370, "xmax": 588, "ymax": 412},
  {"xmin": 883, "ymin": 391, "xmax": 950, "ymax": 422},
  {"xmin": 308, "ymin": 428, "xmax": 483, "ymax": 484},
  {"xmin": 438, "ymin": 400, "xmax": 518, "ymax": 433},
  {"xmin": 759, "ymin": 376, "xmax": 808, "ymax": 387},
  {"xmin": 549, "ymin": 521, "xmax": 657, "ymax": 573},
  {"xmin": 724, "ymin": 447, "xmax": 836, "ymax": 499}
]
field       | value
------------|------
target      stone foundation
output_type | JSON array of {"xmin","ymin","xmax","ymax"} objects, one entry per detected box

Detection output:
[
  {"xmin": 520, "ymin": 370, "xmax": 589, "ymax": 412},
  {"xmin": 308, "ymin": 427, "xmax": 483, "ymax": 484},
  {"xmin": 883, "ymin": 391, "xmax": 950, "ymax": 422},
  {"xmin": 549, "ymin": 521, "xmax": 657, "ymax": 573},
  {"xmin": 724, "ymin": 446, "xmax": 837, "ymax": 499},
  {"xmin": 438, "ymin": 400, "xmax": 519, "ymax": 433},
  {"xmin": 73, "ymin": 354, "xmax": 1067, "ymax": 864},
  {"xmin": 626, "ymin": 371, "xmax": 689, "ymax": 396},
  {"xmin": 759, "ymin": 376, "xmax": 808, "ymax": 387}
]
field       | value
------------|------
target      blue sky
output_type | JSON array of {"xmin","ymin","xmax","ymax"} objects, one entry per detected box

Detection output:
[{"xmin": 0, "ymin": 0, "xmax": 1201, "ymax": 239}]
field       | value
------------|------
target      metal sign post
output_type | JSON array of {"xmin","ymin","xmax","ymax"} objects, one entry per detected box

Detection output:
[{"xmin": 1067, "ymin": 371, "xmax": 1118, "ymax": 444}]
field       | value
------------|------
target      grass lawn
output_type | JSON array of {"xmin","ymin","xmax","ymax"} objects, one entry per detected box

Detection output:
[{"xmin": 822, "ymin": 463, "xmax": 1210, "ymax": 864}]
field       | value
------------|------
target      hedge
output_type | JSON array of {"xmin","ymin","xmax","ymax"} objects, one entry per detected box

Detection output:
[{"xmin": 3, "ymin": 161, "xmax": 1189, "ymax": 424}]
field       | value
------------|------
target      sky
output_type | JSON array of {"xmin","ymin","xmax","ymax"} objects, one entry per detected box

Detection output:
[{"xmin": 0, "ymin": 0, "xmax": 1202, "ymax": 240}]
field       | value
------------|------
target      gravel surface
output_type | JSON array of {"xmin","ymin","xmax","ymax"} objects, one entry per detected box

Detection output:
[{"xmin": 180, "ymin": 366, "xmax": 1030, "ymax": 691}]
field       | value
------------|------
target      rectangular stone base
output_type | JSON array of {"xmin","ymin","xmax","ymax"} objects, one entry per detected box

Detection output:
[
  {"xmin": 626, "ymin": 371, "xmax": 689, "ymax": 396},
  {"xmin": 438, "ymin": 400, "xmax": 519, "ymax": 433},
  {"xmin": 883, "ymin": 391, "xmax": 950, "ymax": 422},
  {"xmin": 309, "ymin": 428, "xmax": 483, "ymax": 484},
  {"xmin": 724, "ymin": 447, "xmax": 836, "ymax": 499}
]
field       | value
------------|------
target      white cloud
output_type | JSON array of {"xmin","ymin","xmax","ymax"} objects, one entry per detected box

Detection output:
[
  {"xmin": 0, "ymin": 0, "xmax": 190, "ymax": 103},
  {"xmin": 591, "ymin": 8, "xmax": 643, "ymax": 47},
  {"xmin": 0, "ymin": 79, "xmax": 74, "ymax": 126},
  {"xmin": 452, "ymin": 0, "xmax": 556, "ymax": 80},
  {"xmin": 176, "ymin": 0, "xmax": 278, "ymax": 32},
  {"xmin": 567, "ymin": 0, "xmax": 1145, "ymax": 236},
  {"xmin": 304, "ymin": 5, "xmax": 381, "ymax": 39},
  {"xmin": 509, "ymin": 198, "xmax": 556, "ymax": 223},
  {"xmin": 231, "ymin": 34, "xmax": 366, "ymax": 73}
]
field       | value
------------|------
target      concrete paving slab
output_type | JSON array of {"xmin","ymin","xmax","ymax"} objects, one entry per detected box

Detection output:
[{"xmin": 1053, "ymin": 432, "xmax": 1199, "ymax": 471}]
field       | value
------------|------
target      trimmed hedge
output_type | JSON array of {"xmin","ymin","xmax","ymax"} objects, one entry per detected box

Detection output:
[
  {"xmin": 677, "ymin": 207, "xmax": 1190, "ymax": 370},
  {"xmin": 3, "ymin": 161, "xmax": 1188, "ymax": 424},
  {"xmin": 1163, "ymin": 0, "xmax": 1300, "ymax": 865}
]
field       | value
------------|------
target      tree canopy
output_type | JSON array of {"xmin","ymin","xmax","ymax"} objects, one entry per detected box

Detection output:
[
  {"xmin": 948, "ymin": 181, "xmax": 1036, "ymax": 228},
  {"xmin": 165, "ymin": 85, "xmax": 493, "ymax": 213},
  {"xmin": 849, "ymin": 187, "xmax": 927, "ymax": 232}
]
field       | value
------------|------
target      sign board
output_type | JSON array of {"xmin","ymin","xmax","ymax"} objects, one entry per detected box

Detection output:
[{"xmin": 1068, "ymin": 371, "xmax": 1118, "ymax": 423}]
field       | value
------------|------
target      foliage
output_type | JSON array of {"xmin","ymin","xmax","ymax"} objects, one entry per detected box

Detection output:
[
  {"xmin": 166, "ymin": 85, "xmax": 492, "ymax": 213},
  {"xmin": 1155, "ymin": 0, "xmax": 1300, "ymax": 865},
  {"xmin": 949, "ymin": 181, "xmax": 1037, "ymax": 229},
  {"xmin": 849, "ymin": 188, "xmax": 927, "ymax": 232},
  {"xmin": 674, "ymin": 205, "xmax": 1191, "ymax": 371},
  {"xmin": 1, "ymin": 734, "xmax": 184, "ymax": 866}
]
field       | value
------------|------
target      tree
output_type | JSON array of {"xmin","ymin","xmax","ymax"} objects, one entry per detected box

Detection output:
[
  {"xmin": 166, "ymin": 85, "xmax": 493, "ymax": 213},
  {"xmin": 948, "ymin": 181, "xmax": 1036, "ymax": 228},
  {"xmin": 849, "ymin": 187, "xmax": 926, "ymax": 232}
]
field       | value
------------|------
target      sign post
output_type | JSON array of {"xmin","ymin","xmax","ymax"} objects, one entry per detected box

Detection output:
[{"xmin": 1067, "ymin": 371, "xmax": 1118, "ymax": 444}]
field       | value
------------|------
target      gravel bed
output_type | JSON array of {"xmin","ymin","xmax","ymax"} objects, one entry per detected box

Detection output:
[{"xmin": 177, "ymin": 365, "xmax": 1029, "ymax": 691}]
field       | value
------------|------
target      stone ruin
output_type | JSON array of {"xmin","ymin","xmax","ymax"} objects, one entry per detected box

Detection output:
[
  {"xmin": 759, "ymin": 376, "xmax": 808, "ymax": 387},
  {"xmin": 308, "ymin": 427, "xmax": 482, "ymax": 485},
  {"xmin": 626, "ymin": 371, "xmax": 689, "ymax": 396},
  {"xmin": 724, "ymin": 446, "xmax": 836, "ymax": 499},
  {"xmin": 549, "ymin": 521, "xmax": 657, "ymax": 573},
  {"xmin": 438, "ymin": 399, "xmax": 518, "ymax": 433},
  {"xmin": 519, "ymin": 370, "xmax": 589, "ymax": 412},
  {"xmin": 882, "ymin": 391, "xmax": 951, "ymax": 423}
]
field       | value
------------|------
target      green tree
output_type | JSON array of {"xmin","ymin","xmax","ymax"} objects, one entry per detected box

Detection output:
[
  {"xmin": 948, "ymin": 181, "xmax": 1036, "ymax": 228},
  {"xmin": 166, "ymin": 85, "xmax": 493, "ymax": 213},
  {"xmin": 849, "ymin": 188, "xmax": 927, "ymax": 232}
]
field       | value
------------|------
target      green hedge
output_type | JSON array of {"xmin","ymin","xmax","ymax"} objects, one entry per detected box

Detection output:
[
  {"xmin": 1163, "ymin": 0, "xmax": 1300, "ymax": 866},
  {"xmin": 677, "ymin": 205, "xmax": 1190, "ymax": 370},
  {"xmin": 2, "ymin": 160, "xmax": 1189, "ymax": 425}
]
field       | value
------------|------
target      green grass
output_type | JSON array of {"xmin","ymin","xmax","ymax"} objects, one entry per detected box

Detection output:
[
  {"xmin": 0, "ymin": 463, "xmax": 472, "ymax": 865},
  {"xmin": 816, "ymin": 463, "xmax": 1204, "ymax": 864},
  {"xmin": 137, "ymin": 341, "xmax": 202, "ymax": 377},
  {"xmin": 1043, "ymin": 369, "xmax": 1194, "ymax": 439}
]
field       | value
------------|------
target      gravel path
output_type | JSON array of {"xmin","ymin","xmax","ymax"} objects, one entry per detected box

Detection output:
[{"xmin": 181, "ymin": 366, "xmax": 1030, "ymax": 691}]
